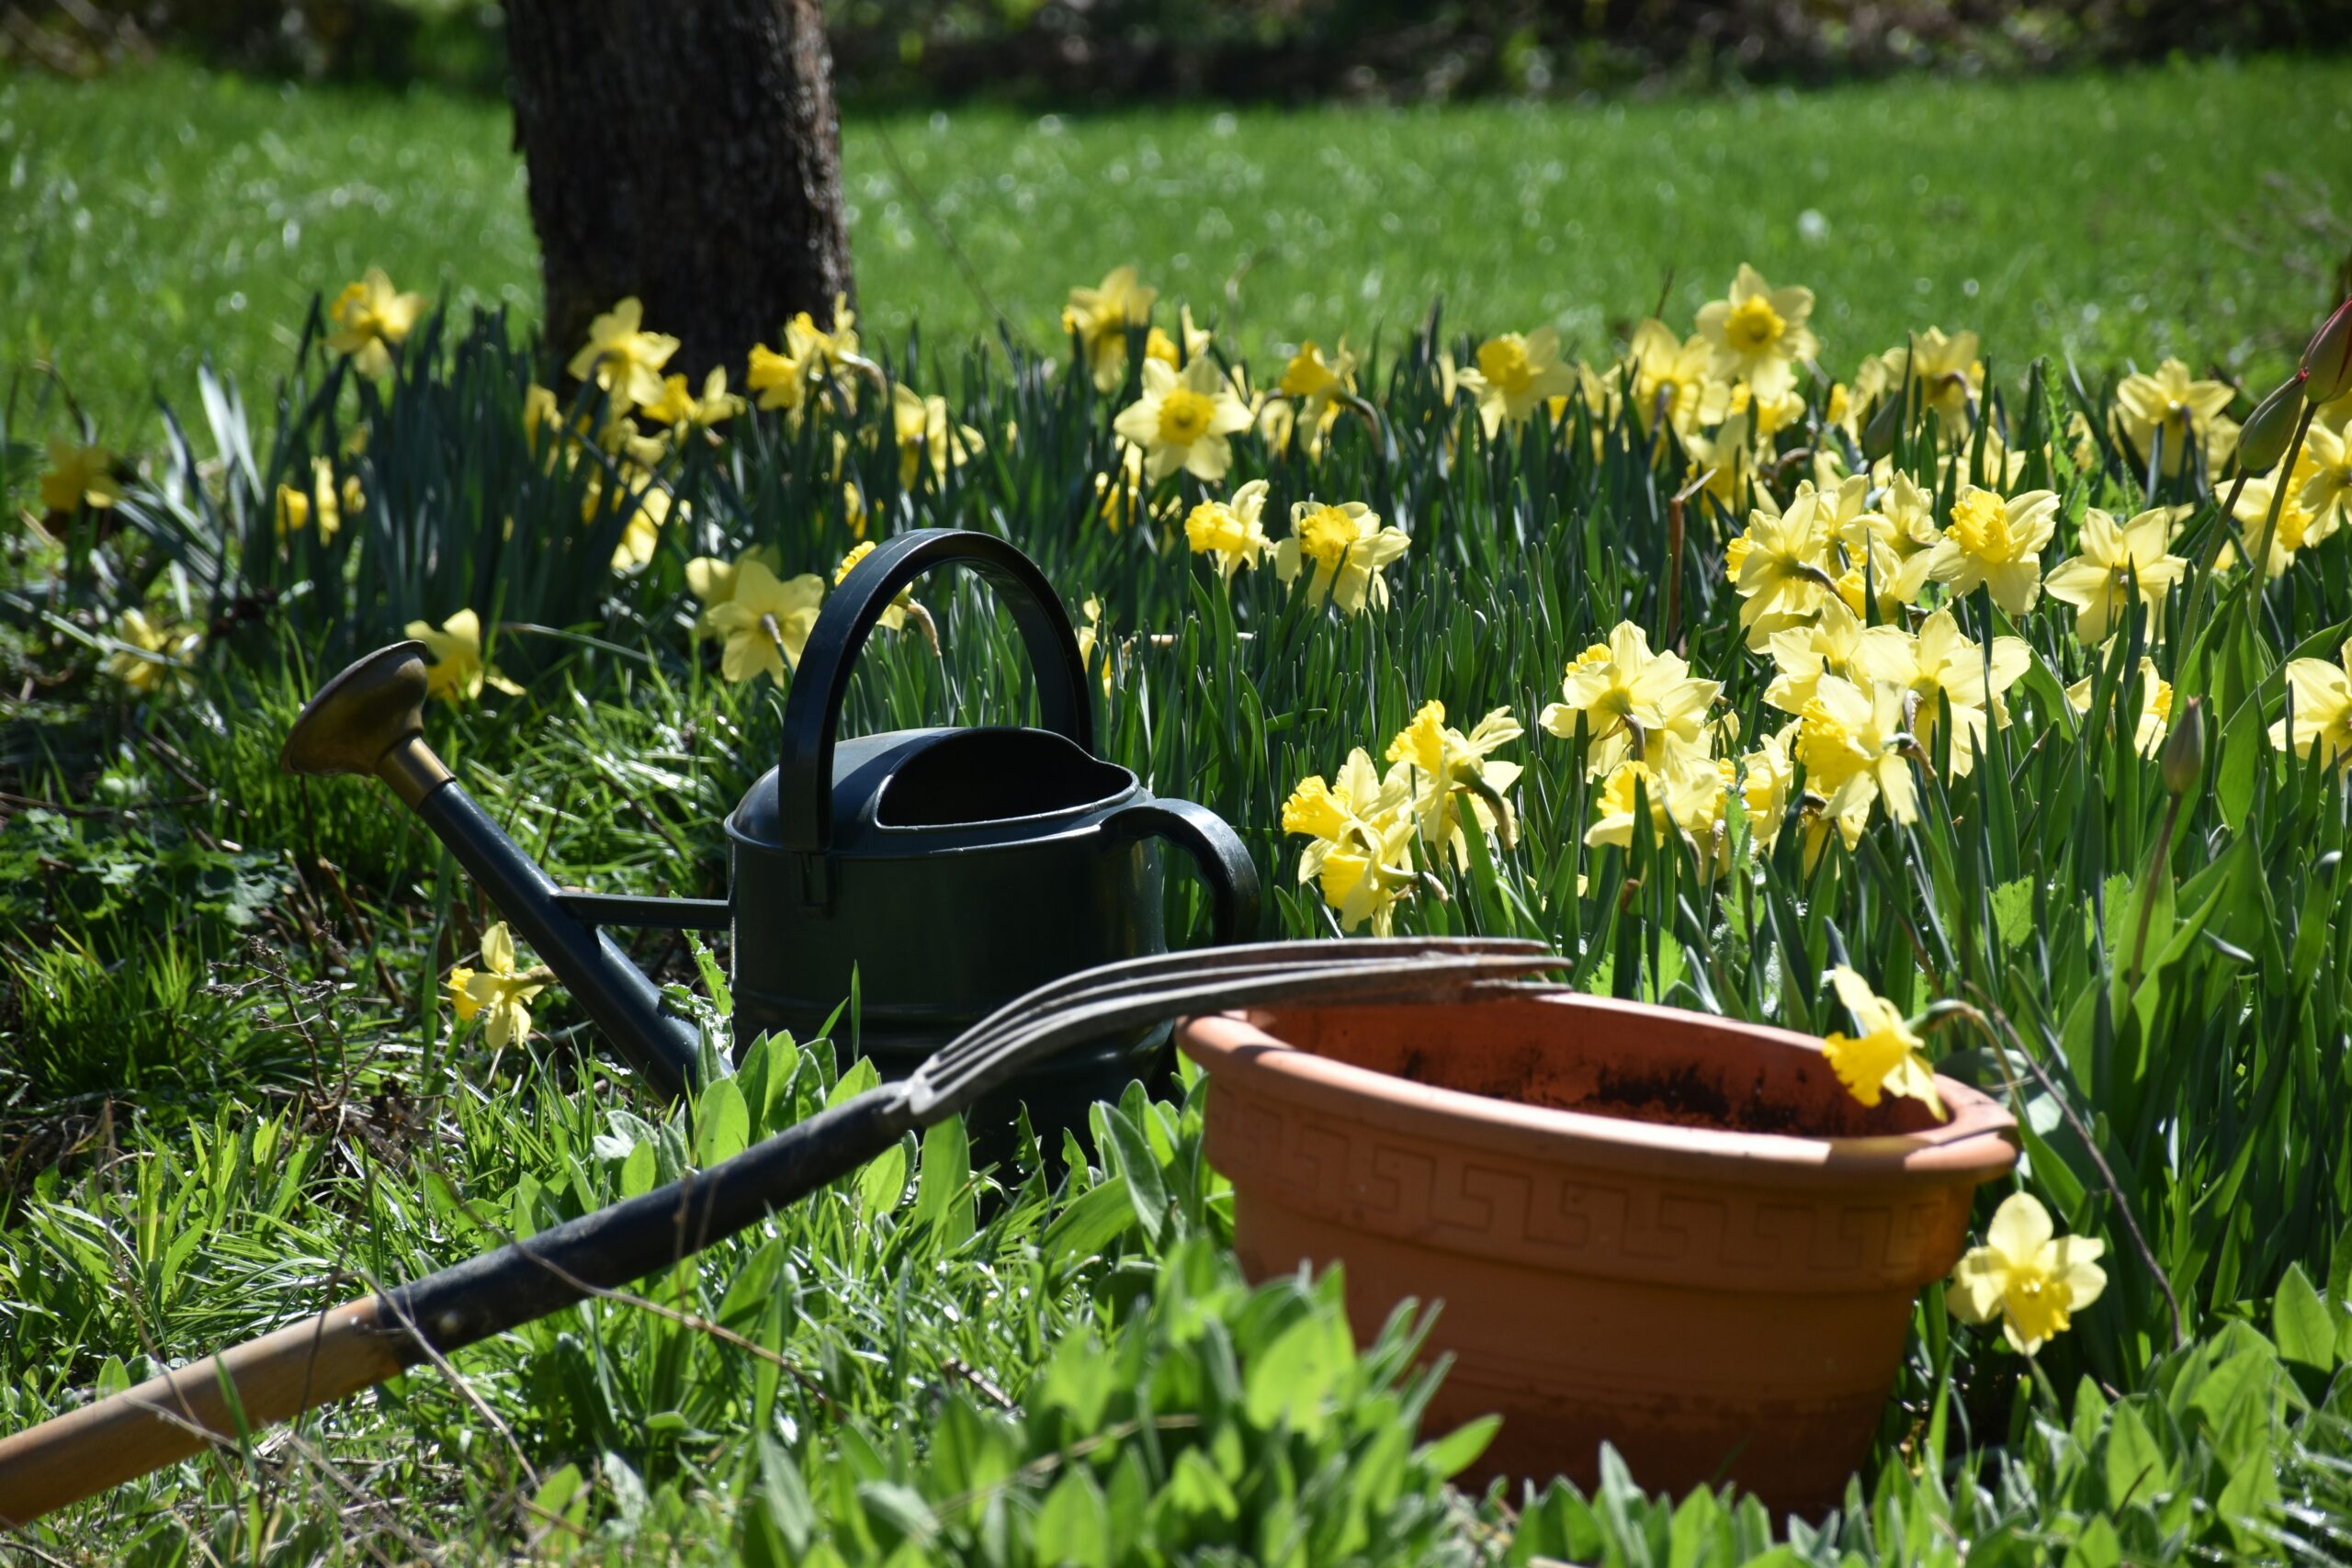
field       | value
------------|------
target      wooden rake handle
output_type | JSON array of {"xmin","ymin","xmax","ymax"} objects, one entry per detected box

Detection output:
[{"xmin": 0, "ymin": 1088, "xmax": 912, "ymax": 1528}]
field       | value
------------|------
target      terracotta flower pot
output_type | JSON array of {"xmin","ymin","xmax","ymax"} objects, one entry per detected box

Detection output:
[{"xmin": 1176, "ymin": 993, "xmax": 2016, "ymax": 1513}]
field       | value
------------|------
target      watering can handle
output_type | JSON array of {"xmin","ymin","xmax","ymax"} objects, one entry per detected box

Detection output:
[
  {"xmin": 777, "ymin": 529, "xmax": 1093, "ymax": 852},
  {"xmin": 1106, "ymin": 798, "xmax": 1262, "ymax": 942}
]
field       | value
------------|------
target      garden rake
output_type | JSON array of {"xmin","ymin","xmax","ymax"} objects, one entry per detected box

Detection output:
[{"xmin": 0, "ymin": 935, "xmax": 1562, "ymax": 1526}]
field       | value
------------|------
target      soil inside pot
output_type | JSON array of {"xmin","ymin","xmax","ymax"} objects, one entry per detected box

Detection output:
[{"xmin": 1255, "ymin": 1000, "xmax": 1940, "ymax": 1140}]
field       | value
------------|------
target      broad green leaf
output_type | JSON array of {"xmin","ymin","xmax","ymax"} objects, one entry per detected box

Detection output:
[
  {"xmin": 1242, "ymin": 1310, "xmax": 1351, "ymax": 1438},
  {"xmin": 1042, "ymin": 1176, "xmax": 1136, "ymax": 1268},
  {"xmin": 1033, "ymin": 1467, "xmax": 1112, "ymax": 1568},
  {"xmin": 2272, "ymin": 1263, "xmax": 2338, "ymax": 1373},
  {"xmin": 1415, "ymin": 1413, "xmax": 1500, "ymax": 1480}
]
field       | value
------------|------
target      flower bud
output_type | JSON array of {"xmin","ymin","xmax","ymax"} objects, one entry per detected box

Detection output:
[
  {"xmin": 2305, "ymin": 297, "xmax": 2352, "ymax": 405},
  {"xmin": 2237, "ymin": 378, "xmax": 2305, "ymax": 475},
  {"xmin": 2161, "ymin": 694, "xmax": 2204, "ymax": 798},
  {"xmin": 1860, "ymin": 382, "xmax": 1906, "ymax": 461}
]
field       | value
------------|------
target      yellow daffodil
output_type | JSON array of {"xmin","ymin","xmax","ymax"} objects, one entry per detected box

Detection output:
[
  {"xmin": 566, "ymin": 297, "xmax": 680, "ymax": 415},
  {"xmin": 2230, "ymin": 447, "xmax": 2337, "ymax": 578},
  {"xmin": 642, "ymin": 367, "xmax": 745, "ymax": 430},
  {"xmin": 1624, "ymin": 319, "xmax": 1731, "ymax": 438},
  {"xmin": 1730, "ymin": 379, "xmax": 1808, "ymax": 441},
  {"xmin": 1682, "ymin": 411, "xmax": 1755, "ymax": 513},
  {"xmin": 1739, "ymin": 726, "xmax": 1796, "ymax": 852},
  {"xmin": 747, "ymin": 342, "xmax": 809, "ymax": 416},
  {"xmin": 1821, "ymin": 966, "xmax": 1945, "ymax": 1120},
  {"xmin": 1183, "ymin": 479, "xmax": 1273, "ymax": 582},
  {"xmin": 1459, "ymin": 328, "xmax": 1575, "ymax": 435},
  {"xmin": 891, "ymin": 382, "xmax": 987, "ymax": 489},
  {"xmin": 2269, "ymin": 640, "xmax": 2352, "ymax": 768},
  {"xmin": 1113, "ymin": 355, "xmax": 1252, "ymax": 483},
  {"xmin": 1384, "ymin": 701, "xmax": 1523, "ymax": 869},
  {"xmin": 2301, "ymin": 421, "xmax": 2352, "ymax": 536},
  {"xmin": 1947, "ymin": 1191, "xmax": 2106, "ymax": 1355},
  {"xmin": 1853, "ymin": 608, "xmax": 2029, "ymax": 776},
  {"xmin": 1726, "ymin": 480, "xmax": 1841, "ymax": 649},
  {"xmin": 784, "ymin": 294, "xmax": 861, "ymax": 377},
  {"xmin": 447, "ymin": 921, "xmax": 551, "ymax": 1051},
  {"xmin": 597, "ymin": 468, "xmax": 674, "ymax": 574},
  {"xmin": 326, "ymin": 267, "xmax": 426, "ymax": 378},
  {"xmin": 102, "ymin": 608, "xmax": 199, "ymax": 694},
  {"xmin": 835, "ymin": 539, "xmax": 922, "ymax": 632},
  {"xmin": 1919, "ymin": 485, "xmax": 2059, "ymax": 616},
  {"xmin": 1144, "ymin": 304, "xmax": 1214, "ymax": 370},
  {"xmin": 1584, "ymin": 751, "xmax": 1728, "ymax": 863},
  {"xmin": 275, "ymin": 457, "xmax": 361, "ymax": 546},
  {"xmin": 1282, "ymin": 749, "xmax": 1419, "ymax": 935},
  {"xmin": 1272, "ymin": 339, "xmax": 1359, "ymax": 455},
  {"xmin": 1762, "ymin": 598, "xmax": 1872, "ymax": 716},
  {"xmin": 1793, "ymin": 674, "xmax": 1921, "ymax": 849},
  {"xmin": 1073, "ymin": 594, "xmax": 1115, "ymax": 696},
  {"xmin": 1881, "ymin": 327, "xmax": 1982, "ymax": 435},
  {"xmin": 707, "ymin": 560, "xmax": 825, "ymax": 684},
  {"xmin": 1537, "ymin": 620, "xmax": 1721, "ymax": 777},
  {"xmin": 684, "ymin": 546, "xmax": 786, "ymax": 640},
  {"xmin": 2113, "ymin": 357, "xmax": 2233, "ymax": 479},
  {"xmin": 1696, "ymin": 264, "xmax": 1818, "ymax": 401},
  {"xmin": 2066, "ymin": 658, "xmax": 2173, "ymax": 758},
  {"xmin": 523, "ymin": 384, "xmax": 572, "ymax": 455},
  {"xmin": 40, "ymin": 435, "xmax": 122, "ymax": 513},
  {"xmin": 2043, "ymin": 505, "xmax": 2188, "ymax": 644},
  {"xmin": 1064, "ymin": 266, "xmax": 1159, "ymax": 392},
  {"xmin": 404, "ymin": 608, "xmax": 524, "ymax": 704},
  {"xmin": 1274, "ymin": 499, "xmax": 1410, "ymax": 615}
]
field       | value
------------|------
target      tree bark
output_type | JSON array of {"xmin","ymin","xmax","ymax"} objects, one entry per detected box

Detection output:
[{"xmin": 504, "ymin": 0, "xmax": 854, "ymax": 384}]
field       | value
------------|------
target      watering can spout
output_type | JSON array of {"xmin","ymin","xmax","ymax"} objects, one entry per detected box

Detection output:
[{"xmin": 281, "ymin": 643, "xmax": 710, "ymax": 1099}]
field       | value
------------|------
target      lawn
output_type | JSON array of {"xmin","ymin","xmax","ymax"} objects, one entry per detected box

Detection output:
[
  {"xmin": 6, "ymin": 42, "xmax": 2352, "ymax": 1568},
  {"xmin": 6, "ymin": 53, "xmax": 2351, "ymax": 444}
]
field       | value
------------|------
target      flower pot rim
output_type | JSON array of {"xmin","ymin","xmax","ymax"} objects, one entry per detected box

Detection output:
[{"xmin": 1177, "ymin": 991, "xmax": 2016, "ymax": 1182}]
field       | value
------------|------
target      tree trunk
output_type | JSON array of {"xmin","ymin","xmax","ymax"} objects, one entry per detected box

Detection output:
[{"xmin": 504, "ymin": 0, "xmax": 854, "ymax": 385}]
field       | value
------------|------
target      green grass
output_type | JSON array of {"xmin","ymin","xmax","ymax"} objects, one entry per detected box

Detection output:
[{"xmin": 6, "ymin": 53, "xmax": 2351, "ymax": 445}]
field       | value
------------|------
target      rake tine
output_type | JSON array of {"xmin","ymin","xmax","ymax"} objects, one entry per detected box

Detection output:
[
  {"xmin": 926, "ymin": 944, "xmax": 1552, "ymax": 1081},
  {"xmin": 904, "ymin": 951, "xmax": 1566, "ymax": 1121},
  {"xmin": 928, "ymin": 937, "xmax": 1549, "ymax": 1077}
]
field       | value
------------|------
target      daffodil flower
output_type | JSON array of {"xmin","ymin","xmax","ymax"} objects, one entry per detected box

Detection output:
[
  {"xmin": 1113, "ymin": 355, "xmax": 1252, "ymax": 483},
  {"xmin": 835, "ymin": 540, "xmax": 924, "ymax": 634},
  {"xmin": 1063, "ymin": 266, "xmax": 1159, "ymax": 392},
  {"xmin": 1879, "ymin": 326, "xmax": 1983, "ymax": 436},
  {"xmin": 326, "ymin": 267, "xmax": 426, "ymax": 378},
  {"xmin": 1792, "ymin": 674, "xmax": 1921, "ymax": 848},
  {"xmin": 1272, "ymin": 340, "xmax": 1358, "ymax": 453},
  {"xmin": 684, "ymin": 546, "xmax": 785, "ymax": 640},
  {"xmin": 2268, "ymin": 640, "xmax": 2352, "ymax": 768},
  {"xmin": 1853, "ymin": 608, "xmax": 2030, "ymax": 776},
  {"xmin": 1726, "ymin": 481, "xmax": 1841, "ymax": 649},
  {"xmin": 1538, "ymin": 620, "xmax": 1720, "ymax": 777},
  {"xmin": 447, "ymin": 921, "xmax": 553, "ymax": 1052},
  {"xmin": 1457, "ymin": 328, "xmax": 1576, "ymax": 434},
  {"xmin": 1623, "ymin": 318, "xmax": 1731, "ymax": 438},
  {"xmin": 276, "ymin": 457, "xmax": 361, "ymax": 546},
  {"xmin": 707, "ymin": 560, "xmax": 825, "ymax": 684},
  {"xmin": 2066, "ymin": 659, "xmax": 2173, "ymax": 758},
  {"xmin": 1947, "ymin": 1191, "xmax": 2106, "ymax": 1355},
  {"xmin": 2229, "ymin": 449, "xmax": 2336, "ymax": 579},
  {"xmin": 747, "ymin": 342, "xmax": 809, "ymax": 417},
  {"xmin": 2043, "ymin": 505, "xmax": 2188, "ymax": 644},
  {"xmin": 1919, "ymin": 485, "xmax": 2060, "ymax": 616},
  {"xmin": 40, "ymin": 435, "xmax": 123, "ymax": 513},
  {"xmin": 1696, "ymin": 264, "xmax": 1818, "ymax": 402},
  {"xmin": 1384, "ymin": 701, "xmax": 1523, "ymax": 869},
  {"xmin": 567, "ymin": 297, "xmax": 680, "ymax": 415},
  {"xmin": 2298, "ymin": 421, "xmax": 2352, "ymax": 536},
  {"xmin": 1144, "ymin": 305, "xmax": 1215, "ymax": 372},
  {"xmin": 1821, "ymin": 966, "xmax": 1945, "ymax": 1120},
  {"xmin": 1738, "ymin": 726, "xmax": 1797, "ymax": 853},
  {"xmin": 404, "ymin": 609, "xmax": 524, "ymax": 704},
  {"xmin": 1274, "ymin": 499, "xmax": 1409, "ymax": 615},
  {"xmin": 103, "ymin": 608, "xmax": 200, "ymax": 694},
  {"xmin": 2112, "ymin": 357, "xmax": 2234, "ymax": 479},
  {"xmin": 642, "ymin": 367, "xmax": 745, "ymax": 430},
  {"xmin": 1182, "ymin": 479, "xmax": 1273, "ymax": 583},
  {"xmin": 891, "ymin": 383, "xmax": 987, "ymax": 489},
  {"xmin": 1282, "ymin": 749, "xmax": 1419, "ymax": 935},
  {"xmin": 1762, "ymin": 598, "xmax": 1872, "ymax": 716},
  {"xmin": 1583, "ymin": 752, "xmax": 1727, "ymax": 860}
]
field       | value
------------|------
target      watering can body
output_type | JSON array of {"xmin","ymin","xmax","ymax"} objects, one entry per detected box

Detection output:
[{"xmin": 726, "ymin": 529, "xmax": 1259, "ymax": 1145}]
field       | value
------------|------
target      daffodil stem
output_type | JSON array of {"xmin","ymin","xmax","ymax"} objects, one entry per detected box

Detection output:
[
  {"xmin": 2125, "ymin": 792, "xmax": 2180, "ymax": 995},
  {"xmin": 2233, "ymin": 401, "xmax": 2318, "ymax": 620},
  {"xmin": 1935, "ymin": 992, "xmax": 2186, "ymax": 1351}
]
